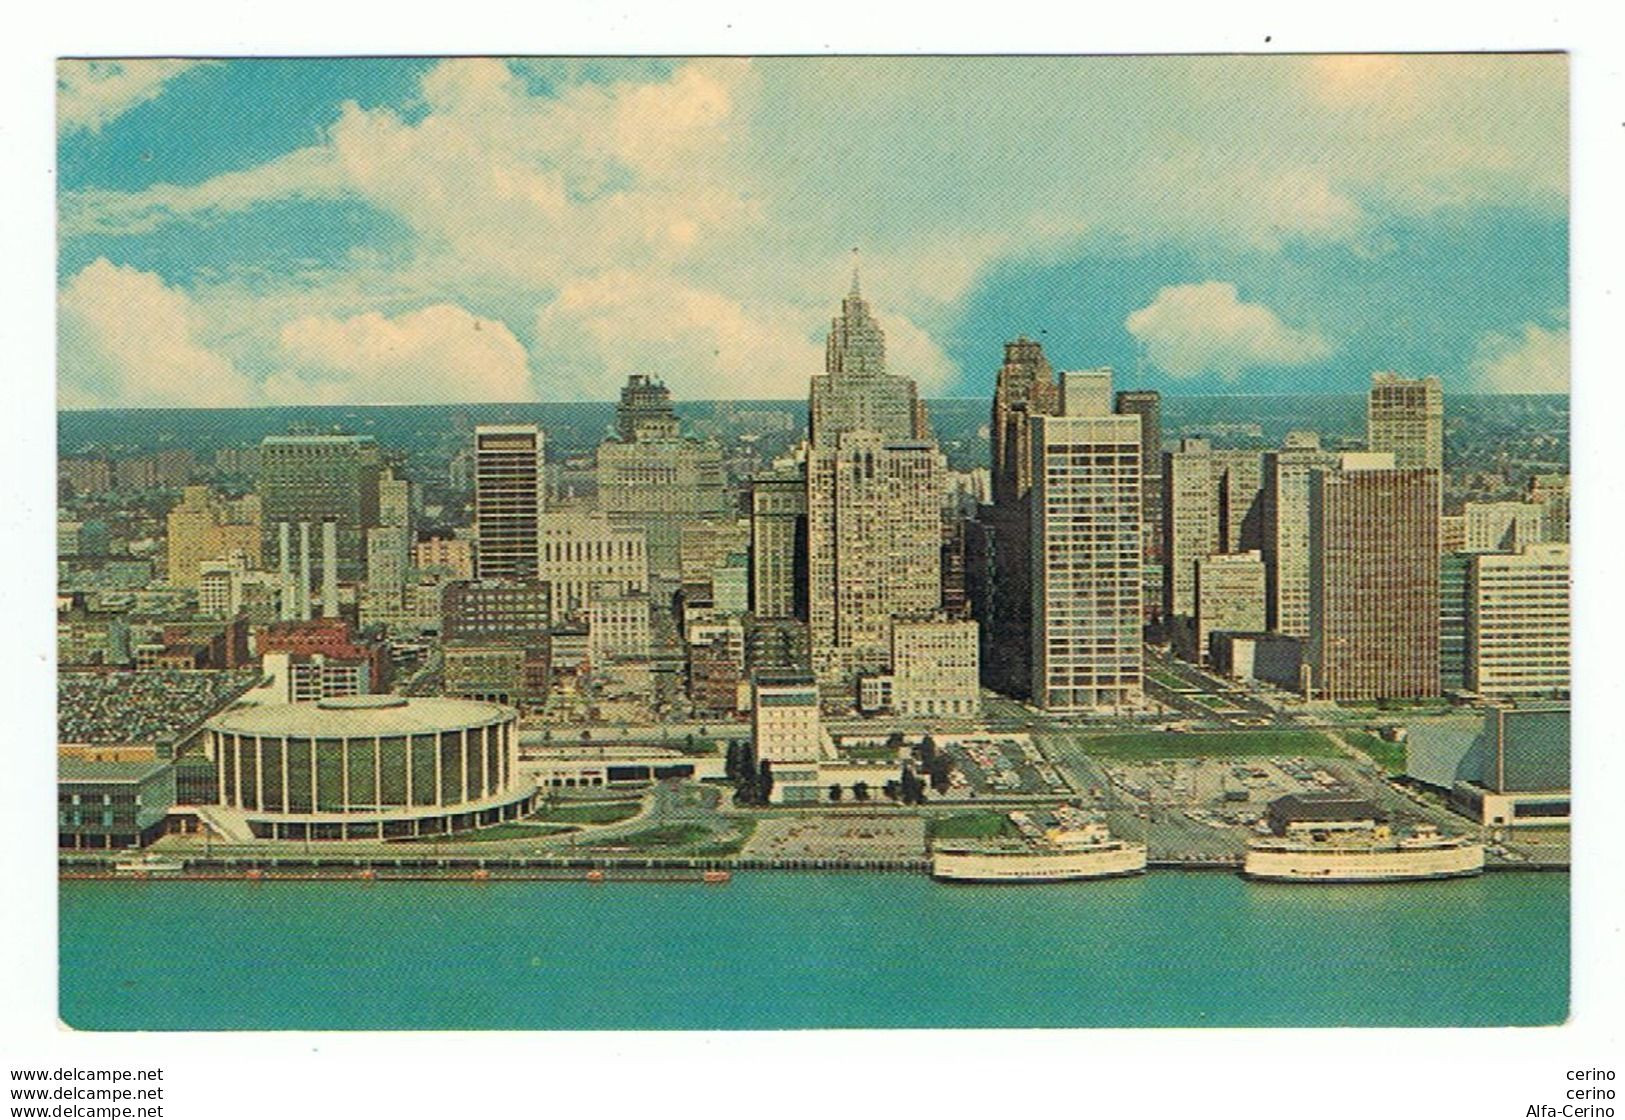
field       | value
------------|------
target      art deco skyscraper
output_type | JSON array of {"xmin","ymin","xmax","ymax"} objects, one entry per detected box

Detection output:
[
  {"xmin": 1308, "ymin": 454, "xmax": 1440, "ymax": 701},
  {"xmin": 1030, "ymin": 370, "xmax": 1143, "ymax": 712},
  {"xmin": 806, "ymin": 274, "xmax": 945, "ymax": 694},
  {"xmin": 976, "ymin": 337, "xmax": 1060, "ymax": 697},
  {"xmin": 473, "ymin": 424, "xmax": 544, "ymax": 581}
]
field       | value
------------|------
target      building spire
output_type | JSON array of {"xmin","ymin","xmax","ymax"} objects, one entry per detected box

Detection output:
[{"xmin": 849, "ymin": 247, "xmax": 861, "ymax": 299}]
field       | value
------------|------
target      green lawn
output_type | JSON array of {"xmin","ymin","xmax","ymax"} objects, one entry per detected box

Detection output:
[
  {"xmin": 607, "ymin": 824, "xmax": 713, "ymax": 849},
  {"xmin": 1334, "ymin": 730, "xmax": 1407, "ymax": 772},
  {"xmin": 533, "ymin": 801, "xmax": 642, "ymax": 826},
  {"xmin": 927, "ymin": 811, "xmax": 1017, "ymax": 841},
  {"xmin": 1053, "ymin": 729, "xmax": 1341, "ymax": 761},
  {"xmin": 691, "ymin": 819, "xmax": 758, "ymax": 856}
]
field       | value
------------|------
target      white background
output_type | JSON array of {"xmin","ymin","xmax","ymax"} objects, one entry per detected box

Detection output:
[{"xmin": 3, "ymin": 3, "xmax": 1620, "ymax": 1117}]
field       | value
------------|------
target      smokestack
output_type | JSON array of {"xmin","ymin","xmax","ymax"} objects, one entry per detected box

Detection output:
[
  {"xmin": 322, "ymin": 520, "xmax": 339, "ymax": 618},
  {"xmin": 277, "ymin": 522, "xmax": 293, "ymax": 620},
  {"xmin": 298, "ymin": 521, "xmax": 312, "ymax": 621}
]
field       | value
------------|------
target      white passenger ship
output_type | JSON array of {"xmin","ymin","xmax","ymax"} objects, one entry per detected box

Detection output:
[
  {"xmin": 1244, "ymin": 822, "xmax": 1484, "ymax": 883},
  {"xmin": 932, "ymin": 815, "xmax": 1148, "ymax": 883}
]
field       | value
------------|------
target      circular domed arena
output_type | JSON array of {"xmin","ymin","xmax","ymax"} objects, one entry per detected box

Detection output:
[{"xmin": 204, "ymin": 695, "xmax": 536, "ymax": 841}]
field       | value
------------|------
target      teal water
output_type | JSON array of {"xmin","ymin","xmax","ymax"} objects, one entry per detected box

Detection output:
[{"xmin": 59, "ymin": 873, "xmax": 1568, "ymax": 1030}]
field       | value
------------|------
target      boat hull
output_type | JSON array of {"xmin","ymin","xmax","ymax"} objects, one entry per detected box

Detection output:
[
  {"xmin": 932, "ymin": 844, "xmax": 1148, "ymax": 883},
  {"xmin": 1243, "ymin": 842, "xmax": 1484, "ymax": 883}
]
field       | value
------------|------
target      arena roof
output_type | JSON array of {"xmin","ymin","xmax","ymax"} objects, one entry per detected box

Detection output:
[{"xmin": 207, "ymin": 695, "xmax": 514, "ymax": 738}]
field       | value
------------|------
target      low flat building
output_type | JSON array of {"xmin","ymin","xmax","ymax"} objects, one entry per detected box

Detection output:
[
  {"xmin": 58, "ymin": 758, "xmax": 176, "ymax": 849},
  {"xmin": 1405, "ymin": 704, "xmax": 1569, "ymax": 828}
]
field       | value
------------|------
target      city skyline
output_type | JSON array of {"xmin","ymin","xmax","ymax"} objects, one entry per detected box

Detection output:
[{"xmin": 58, "ymin": 55, "xmax": 1567, "ymax": 410}]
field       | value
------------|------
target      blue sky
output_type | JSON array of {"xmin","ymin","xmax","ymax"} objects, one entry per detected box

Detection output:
[{"xmin": 56, "ymin": 55, "xmax": 1568, "ymax": 407}]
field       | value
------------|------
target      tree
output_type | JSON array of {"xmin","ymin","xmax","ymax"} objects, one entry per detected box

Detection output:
[
  {"xmin": 900, "ymin": 765, "xmax": 927, "ymax": 805},
  {"xmin": 853, "ymin": 781, "xmax": 869, "ymax": 802},
  {"xmin": 885, "ymin": 731, "xmax": 905, "ymax": 750},
  {"xmin": 916, "ymin": 735, "xmax": 937, "ymax": 771},
  {"xmin": 758, "ymin": 760, "xmax": 775, "ymax": 804},
  {"xmin": 883, "ymin": 780, "xmax": 900, "ymax": 801},
  {"xmin": 829, "ymin": 784, "xmax": 843, "ymax": 802}
]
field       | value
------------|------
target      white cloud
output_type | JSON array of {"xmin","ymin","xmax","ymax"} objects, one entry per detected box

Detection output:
[
  {"xmin": 271, "ymin": 305, "xmax": 537, "ymax": 405},
  {"xmin": 533, "ymin": 273, "xmax": 820, "ymax": 402},
  {"xmin": 55, "ymin": 56, "xmax": 1566, "ymax": 404},
  {"xmin": 1125, "ymin": 282, "xmax": 1332, "ymax": 381},
  {"xmin": 1471, "ymin": 323, "xmax": 1569, "ymax": 394},
  {"xmin": 59, "ymin": 259, "xmax": 257, "ymax": 408},
  {"xmin": 58, "ymin": 60, "xmax": 214, "ymax": 133},
  {"xmin": 60, "ymin": 147, "xmax": 348, "ymax": 238}
]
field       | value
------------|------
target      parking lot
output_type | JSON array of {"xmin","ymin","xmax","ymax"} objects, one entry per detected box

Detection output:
[
  {"xmin": 936, "ymin": 734, "xmax": 1070, "ymax": 798},
  {"xmin": 740, "ymin": 816, "xmax": 927, "ymax": 860}
]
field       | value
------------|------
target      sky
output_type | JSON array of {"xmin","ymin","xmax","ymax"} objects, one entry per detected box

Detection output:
[{"xmin": 56, "ymin": 54, "xmax": 1569, "ymax": 408}]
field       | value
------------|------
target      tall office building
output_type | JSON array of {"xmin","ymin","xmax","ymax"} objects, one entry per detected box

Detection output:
[
  {"xmin": 595, "ymin": 375, "xmax": 727, "ymax": 581},
  {"xmin": 808, "ymin": 272, "xmax": 927, "ymax": 447},
  {"xmin": 807, "ymin": 430, "xmax": 945, "ymax": 688},
  {"xmin": 806, "ymin": 277, "xmax": 944, "ymax": 694},
  {"xmin": 749, "ymin": 463, "xmax": 808, "ymax": 620},
  {"xmin": 1307, "ymin": 455, "xmax": 1440, "ymax": 701},
  {"xmin": 1527, "ymin": 473, "xmax": 1570, "ymax": 543},
  {"xmin": 1030, "ymin": 370, "xmax": 1143, "ymax": 712},
  {"xmin": 1161, "ymin": 438, "xmax": 1219, "ymax": 621},
  {"xmin": 474, "ymin": 424, "xmax": 544, "ymax": 581},
  {"xmin": 258, "ymin": 433, "xmax": 381, "ymax": 584},
  {"xmin": 978, "ymin": 337, "xmax": 1061, "ymax": 696},
  {"xmin": 1213, "ymin": 449, "xmax": 1265, "ymax": 553},
  {"xmin": 991, "ymin": 338, "xmax": 1061, "ymax": 508},
  {"xmin": 1114, "ymin": 389, "xmax": 1163, "ymax": 561},
  {"xmin": 1466, "ymin": 543, "xmax": 1570, "ymax": 698},
  {"xmin": 1367, "ymin": 373, "xmax": 1444, "ymax": 471},
  {"xmin": 1260, "ymin": 432, "xmax": 1339, "ymax": 637}
]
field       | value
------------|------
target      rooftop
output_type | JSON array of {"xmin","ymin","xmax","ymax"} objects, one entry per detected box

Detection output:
[
  {"xmin": 58, "ymin": 758, "xmax": 171, "ymax": 784},
  {"xmin": 208, "ymin": 695, "xmax": 514, "ymax": 738}
]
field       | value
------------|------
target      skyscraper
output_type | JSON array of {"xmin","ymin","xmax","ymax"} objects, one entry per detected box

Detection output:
[
  {"xmin": 1367, "ymin": 373, "xmax": 1444, "ymax": 471},
  {"xmin": 1213, "ymin": 449, "xmax": 1265, "ymax": 553},
  {"xmin": 258, "ymin": 433, "xmax": 382, "ymax": 585},
  {"xmin": 750, "ymin": 463, "xmax": 808, "ymax": 620},
  {"xmin": 1261, "ymin": 432, "xmax": 1339, "ymax": 637},
  {"xmin": 978, "ymin": 337, "xmax": 1060, "ymax": 696},
  {"xmin": 1030, "ymin": 370, "xmax": 1143, "ymax": 712},
  {"xmin": 808, "ymin": 272, "xmax": 926, "ymax": 448},
  {"xmin": 806, "ymin": 275, "xmax": 945, "ymax": 695},
  {"xmin": 991, "ymin": 338, "xmax": 1061, "ymax": 508},
  {"xmin": 1114, "ymin": 388, "xmax": 1163, "ymax": 561},
  {"xmin": 1161, "ymin": 438, "xmax": 1219, "ymax": 621},
  {"xmin": 1307, "ymin": 454, "xmax": 1440, "ymax": 701},
  {"xmin": 595, "ymin": 375, "xmax": 726, "ymax": 582},
  {"xmin": 473, "ymin": 424, "xmax": 544, "ymax": 581}
]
